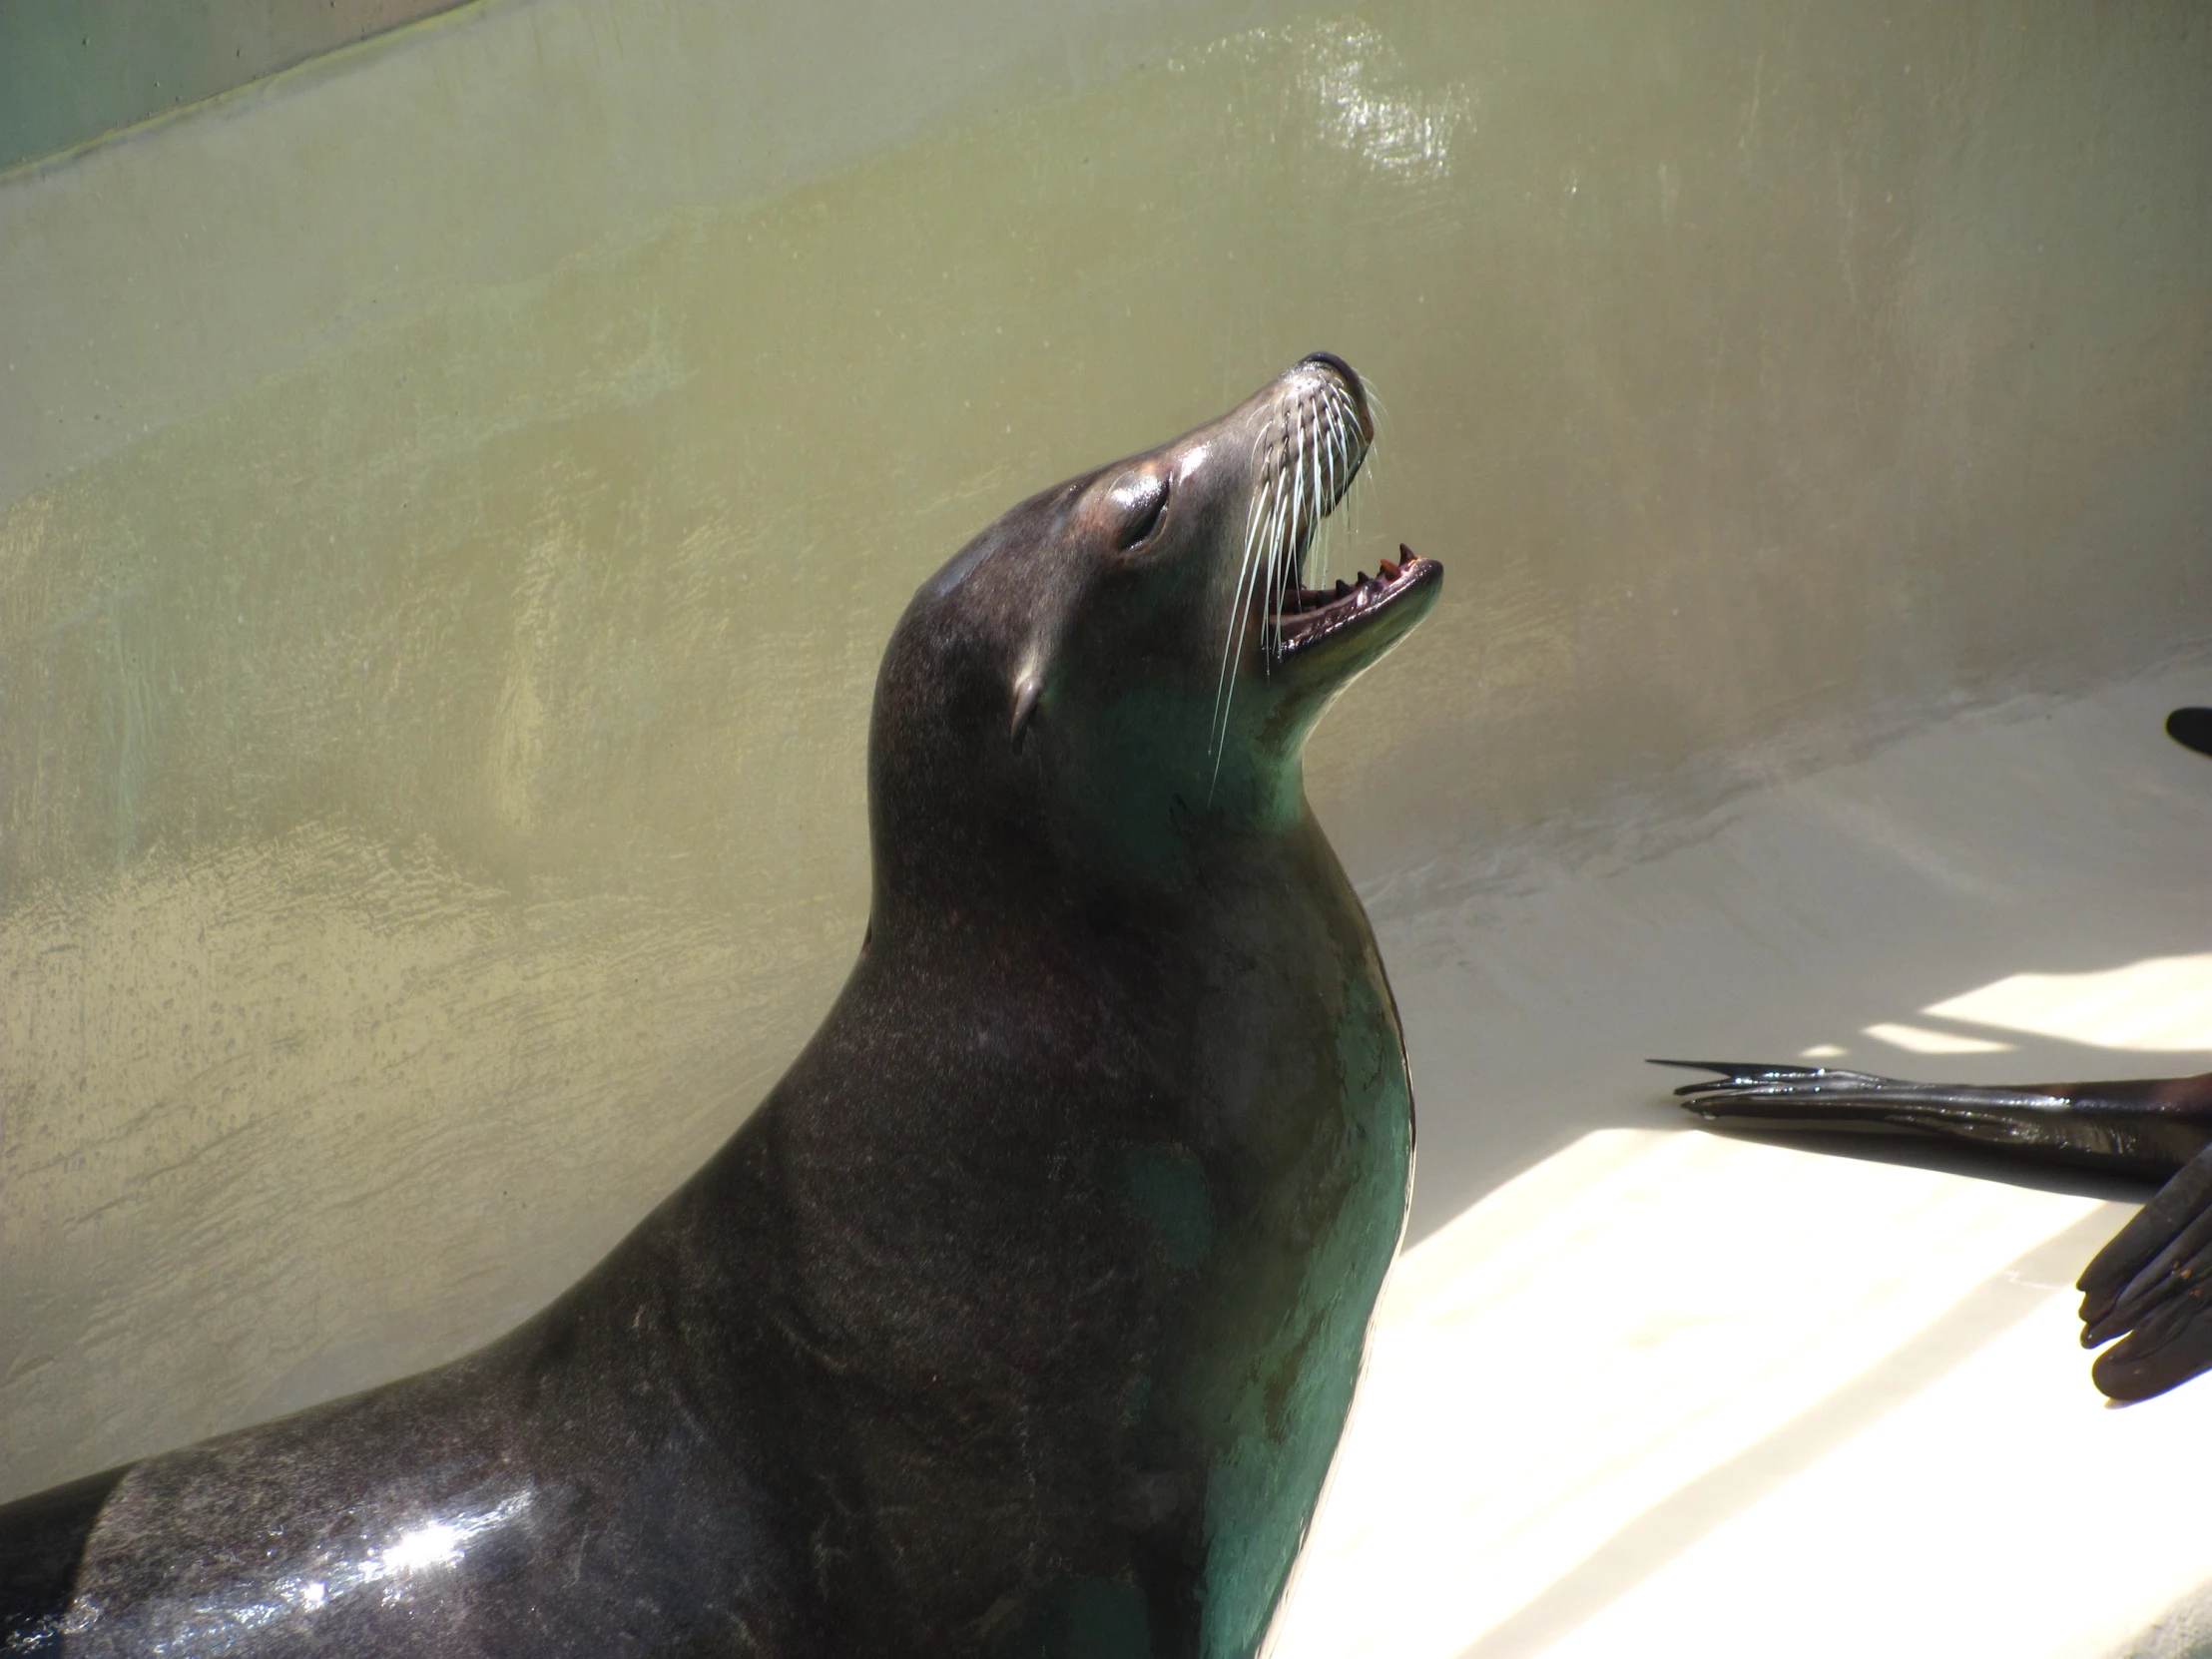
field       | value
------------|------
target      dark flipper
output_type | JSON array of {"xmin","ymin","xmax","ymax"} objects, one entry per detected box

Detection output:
[
  {"xmin": 2167, "ymin": 707, "xmax": 2212, "ymax": 760},
  {"xmin": 1656, "ymin": 1061, "xmax": 2212, "ymax": 1400},
  {"xmin": 1654, "ymin": 1061, "xmax": 2212, "ymax": 1181},
  {"xmin": 0, "ymin": 1463, "xmax": 129, "ymax": 1653},
  {"xmin": 2078, "ymin": 1141, "xmax": 2212, "ymax": 1400}
]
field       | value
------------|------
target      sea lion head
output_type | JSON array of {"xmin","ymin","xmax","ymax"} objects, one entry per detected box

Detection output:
[{"xmin": 870, "ymin": 354, "xmax": 1441, "ymax": 914}]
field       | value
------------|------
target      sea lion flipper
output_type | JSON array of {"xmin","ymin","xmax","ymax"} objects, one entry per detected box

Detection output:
[
  {"xmin": 2077, "ymin": 1140, "xmax": 2212, "ymax": 1400},
  {"xmin": 1655, "ymin": 1059, "xmax": 2082, "ymax": 1147},
  {"xmin": 2078, "ymin": 1139, "xmax": 2212, "ymax": 1313},
  {"xmin": 1657, "ymin": 1060, "xmax": 2212, "ymax": 1398},
  {"xmin": 0, "ymin": 1462, "xmax": 129, "ymax": 1649},
  {"xmin": 1653, "ymin": 1060, "xmax": 2212, "ymax": 1181},
  {"xmin": 1652, "ymin": 1059, "xmax": 1914, "ymax": 1095}
]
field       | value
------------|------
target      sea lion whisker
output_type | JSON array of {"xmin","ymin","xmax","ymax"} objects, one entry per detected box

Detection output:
[
  {"xmin": 1212, "ymin": 490, "xmax": 1264, "ymax": 735},
  {"xmin": 1209, "ymin": 465, "xmax": 1279, "ymax": 775},
  {"xmin": 1363, "ymin": 380, "xmax": 1393, "ymax": 461},
  {"xmin": 1260, "ymin": 476, "xmax": 1285, "ymax": 667},
  {"xmin": 1308, "ymin": 435, "xmax": 1329, "ymax": 592},
  {"xmin": 1320, "ymin": 405, "xmax": 1346, "ymax": 588},
  {"xmin": 1330, "ymin": 381, "xmax": 1359, "ymax": 475},
  {"xmin": 1313, "ymin": 435, "xmax": 1331, "ymax": 584},
  {"xmin": 1244, "ymin": 412, "xmax": 1278, "ymax": 479},
  {"xmin": 1223, "ymin": 476, "xmax": 1272, "ymax": 665},
  {"xmin": 1229, "ymin": 465, "xmax": 1291, "ymax": 743},
  {"xmin": 1268, "ymin": 452, "xmax": 1300, "ymax": 665},
  {"xmin": 1331, "ymin": 382, "xmax": 1371, "ymax": 576},
  {"xmin": 1285, "ymin": 425, "xmax": 1310, "ymax": 655},
  {"xmin": 1309, "ymin": 394, "xmax": 1342, "ymax": 580},
  {"xmin": 1295, "ymin": 427, "xmax": 1313, "ymax": 556},
  {"xmin": 1338, "ymin": 390, "xmax": 1363, "ymax": 564},
  {"xmin": 1208, "ymin": 366, "xmax": 1384, "ymax": 765}
]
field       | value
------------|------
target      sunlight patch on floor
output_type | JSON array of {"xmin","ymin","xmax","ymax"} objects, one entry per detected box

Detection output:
[
  {"xmin": 1777, "ymin": 952, "xmax": 2212, "ymax": 1069},
  {"xmin": 1268, "ymin": 1130, "xmax": 2212, "ymax": 1659},
  {"xmin": 1858, "ymin": 1022, "xmax": 2017, "ymax": 1055},
  {"xmin": 1922, "ymin": 953, "xmax": 2212, "ymax": 1055}
]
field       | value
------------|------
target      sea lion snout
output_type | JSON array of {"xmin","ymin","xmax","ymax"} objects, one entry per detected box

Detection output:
[{"xmin": 1296, "ymin": 351, "xmax": 1375, "ymax": 438}]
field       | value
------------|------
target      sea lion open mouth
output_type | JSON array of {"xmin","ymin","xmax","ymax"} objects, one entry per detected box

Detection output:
[
  {"xmin": 1234, "ymin": 353, "xmax": 1441, "ymax": 665},
  {"xmin": 1273, "ymin": 544, "xmax": 1442, "ymax": 657}
]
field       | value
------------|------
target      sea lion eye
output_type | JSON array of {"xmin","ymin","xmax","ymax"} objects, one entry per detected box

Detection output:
[{"xmin": 1109, "ymin": 472, "xmax": 1170, "ymax": 550}]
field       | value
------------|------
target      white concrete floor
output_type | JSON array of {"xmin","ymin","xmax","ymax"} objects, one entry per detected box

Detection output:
[{"xmin": 1274, "ymin": 652, "xmax": 2212, "ymax": 1659}]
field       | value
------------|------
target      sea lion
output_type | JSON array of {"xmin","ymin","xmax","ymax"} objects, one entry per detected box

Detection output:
[
  {"xmin": 1658, "ymin": 1061, "xmax": 2212, "ymax": 1399},
  {"xmin": 0, "ymin": 353, "xmax": 1442, "ymax": 1658}
]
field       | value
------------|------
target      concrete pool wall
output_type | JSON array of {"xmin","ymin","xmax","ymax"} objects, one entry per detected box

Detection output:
[{"xmin": 3, "ymin": 0, "xmax": 2209, "ymax": 1564}]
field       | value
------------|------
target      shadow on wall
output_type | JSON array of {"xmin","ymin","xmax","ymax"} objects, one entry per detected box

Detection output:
[{"xmin": 0, "ymin": 0, "xmax": 474, "ymax": 170}]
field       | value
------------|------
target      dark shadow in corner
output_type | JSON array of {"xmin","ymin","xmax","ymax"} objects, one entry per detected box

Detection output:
[{"xmin": 2167, "ymin": 708, "xmax": 2212, "ymax": 759}]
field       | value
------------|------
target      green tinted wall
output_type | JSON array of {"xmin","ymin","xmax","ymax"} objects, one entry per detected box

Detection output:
[
  {"xmin": 0, "ymin": 0, "xmax": 472, "ymax": 170},
  {"xmin": 3, "ymin": 0, "xmax": 2209, "ymax": 1499}
]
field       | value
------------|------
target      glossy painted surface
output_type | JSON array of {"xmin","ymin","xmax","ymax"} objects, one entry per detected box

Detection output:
[
  {"xmin": 0, "ymin": 0, "xmax": 472, "ymax": 171},
  {"xmin": 4, "ymin": 0, "xmax": 2210, "ymax": 1510},
  {"xmin": 0, "ymin": 359, "xmax": 1425, "ymax": 1656}
]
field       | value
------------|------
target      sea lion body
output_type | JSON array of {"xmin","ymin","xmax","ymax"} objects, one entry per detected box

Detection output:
[{"xmin": 1, "ymin": 357, "xmax": 1441, "ymax": 1658}]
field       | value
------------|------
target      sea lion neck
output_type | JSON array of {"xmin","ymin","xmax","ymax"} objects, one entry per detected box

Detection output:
[
  {"xmin": 861, "ymin": 568, "xmax": 1314, "ymax": 933},
  {"xmin": 860, "ymin": 702, "xmax": 1318, "ymax": 946}
]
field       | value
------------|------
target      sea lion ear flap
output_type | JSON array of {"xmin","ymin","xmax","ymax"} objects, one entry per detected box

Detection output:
[{"xmin": 1010, "ymin": 675, "xmax": 1043, "ymax": 752}]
